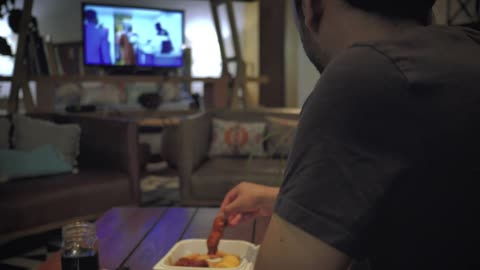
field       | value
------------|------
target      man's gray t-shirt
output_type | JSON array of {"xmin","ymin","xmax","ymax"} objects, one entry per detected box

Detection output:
[{"xmin": 275, "ymin": 26, "xmax": 480, "ymax": 269}]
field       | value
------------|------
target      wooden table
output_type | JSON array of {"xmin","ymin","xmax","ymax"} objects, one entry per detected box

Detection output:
[{"xmin": 38, "ymin": 207, "xmax": 270, "ymax": 270}]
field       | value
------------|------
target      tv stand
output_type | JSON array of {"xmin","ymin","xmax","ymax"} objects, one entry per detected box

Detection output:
[
  {"xmin": 32, "ymin": 74, "xmax": 268, "ymax": 112},
  {"xmin": 103, "ymin": 67, "xmax": 177, "ymax": 77}
]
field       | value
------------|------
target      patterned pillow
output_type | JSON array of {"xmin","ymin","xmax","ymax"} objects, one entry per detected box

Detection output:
[{"xmin": 209, "ymin": 119, "xmax": 266, "ymax": 157}]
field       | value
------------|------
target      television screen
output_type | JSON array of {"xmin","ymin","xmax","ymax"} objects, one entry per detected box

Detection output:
[{"xmin": 82, "ymin": 3, "xmax": 184, "ymax": 68}]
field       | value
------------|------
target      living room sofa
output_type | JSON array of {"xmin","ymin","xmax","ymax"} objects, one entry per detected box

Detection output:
[
  {"xmin": 161, "ymin": 108, "xmax": 300, "ymax": 205},
  {"xmin": 0, "ymin": 113, "xmax": 140, "ymax": 240}
]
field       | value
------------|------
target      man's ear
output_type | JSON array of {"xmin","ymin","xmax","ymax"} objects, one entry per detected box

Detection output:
[{"xmin": 302, "ymin": 0, "xmax": 323, "ymax": 33}]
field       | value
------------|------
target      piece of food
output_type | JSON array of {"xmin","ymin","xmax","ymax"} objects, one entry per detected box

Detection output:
[
  {"xmin": 215, "ymin": 255, "xmax": 241, "ymax": 268},
  {"xmin": 207, "ymin": 215, "xmax": 227, "ymax": 255},
  {"xmin": 173, "ymin": 253, "xmax": 241, "ymax": 268},
  {"xmin": 174, "ymin": 257, "xmax": 209, "ymax": 267}
]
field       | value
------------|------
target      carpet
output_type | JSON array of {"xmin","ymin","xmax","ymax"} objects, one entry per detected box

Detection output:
[
  {"xmin": 140, "ymin": 175, "xmax": 180, "ymax": 206},
  {"xmin": 0, "ymin": 230, "xmax": 62, "ymax": 270}
]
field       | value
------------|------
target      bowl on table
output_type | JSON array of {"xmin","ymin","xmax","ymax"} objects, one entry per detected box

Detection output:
[{"xmin": 153, "ymin": 239, "xmax": 259, "ymax": 270}]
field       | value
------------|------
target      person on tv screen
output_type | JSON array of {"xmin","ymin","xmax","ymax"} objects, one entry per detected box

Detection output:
[
  {"xmin": 140, "ymin": 39, "xmax": 155, "ymax": 66},
  {"xmin": 138, "ymin": 20, "xmax": 174, "ymax": 66},
  {"xmin": 117, "ymin": 20, "xmax": 138, "ymax": 65},
  {"xmin": 84, "ymin": 9, "xmax": 111, "ymax": 65},
  {"xmin": 155, "ymin": 21, "xmax": 173, "ymax": 54}
]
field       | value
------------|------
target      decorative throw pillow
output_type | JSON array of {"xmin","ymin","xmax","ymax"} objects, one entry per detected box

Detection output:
[
  {"xmin": 13, "ymin": 115, "xmax": 81, "ymax": 166},
  {"xmin": 80, "ymin": 82, "xmax": 122, "ymax": 105},
  {"xmin": 0, "ymin": 118, "xmax": 10, "ymax": 149},
  {"xmin": 0, "ymin": 145, "xmax": 73, "ymax": 182},
  {"xmin": 266, "ymin": 117, "xmax": 298, "ymax": 158},
  {"xmin": 209, "ymin": 119, "xmax": 266, "ymax": 157}
]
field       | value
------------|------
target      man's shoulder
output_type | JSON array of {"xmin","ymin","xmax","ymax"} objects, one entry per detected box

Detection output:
[
  {"xmin": 322, "ymin": 45, "xmax": 405, "ymax": 82},
  {"xmin": 350, "ymin": 26, "xmax": 480, "ymax": 87},
  {"xmin": 306, "ymin": 46, "xmax": 408, "ymax": 110}
]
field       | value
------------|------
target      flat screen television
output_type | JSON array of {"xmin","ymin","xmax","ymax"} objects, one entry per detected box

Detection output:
[{"xmin": 82, "ymin": 3, "xmax": 185, "ymax": 69}]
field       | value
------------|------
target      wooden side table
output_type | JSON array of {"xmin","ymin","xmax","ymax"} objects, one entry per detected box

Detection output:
[
  {"xmin": 137, "ymin": 117, "xmax": 182, "ymax": 164},
  {"xmin": 137, "ymin": 117, "xmax": 181, "ymax": 129}
]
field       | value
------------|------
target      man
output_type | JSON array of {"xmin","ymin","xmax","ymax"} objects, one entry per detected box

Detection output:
[
  {"xmin": 117, "ymin": 20, "xmax": 138, "ymax": 65},
  {"xmin": 141, "ymin": 21, "xmax": 173, "ymax": 65},
  {"xmin": 220, "ymin": 0, "xmax": 480, "ymax": 269},
  {"xmin": 84, "ymin": 10, "xmax": 111, "ymax": 65},
  {"xmin": 154, "ymin": 21, "xmax": 174, "ymax": 54}
]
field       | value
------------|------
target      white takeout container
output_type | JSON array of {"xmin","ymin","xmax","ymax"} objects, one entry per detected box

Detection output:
[{"xmin": 153, "ymin": 239, "xmax": 260, "ymax": 270}]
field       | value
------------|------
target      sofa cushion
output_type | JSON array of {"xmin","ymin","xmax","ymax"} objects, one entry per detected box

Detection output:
[
  {"xmin": 191, "ymin": 158, "xmax": 286, "ymax": 201},
  {"xmin": 0, "ymin": 169, "xmax": 132, "ymax": 234},
  {"xmin": 0, "ymin": 145, "xmax": 72, "ymax": 182},
  {"xmin": 0, "ymin": 118, "xmax": 10, "ymax": 149},
  {"xmin": 13, "ymin": 115, "xmax": 81, "ymax": 166},
  {"xmin": 209, "ymin": 119, "xmax": 266, "ymax": 158}
]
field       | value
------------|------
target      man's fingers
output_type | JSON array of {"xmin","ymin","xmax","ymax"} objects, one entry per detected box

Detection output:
[
  {"xmin": 220, "ymin": 188, "xmax": 239, "ymax": 211},
  {"xmin": 227, "ymin": 211, "xmax": 260, "ymax": 226},
  {"xmin": 240, "ymin": 210, "xmax": 261, "ymax": 223},
  {"xmin": 227, "ymin": 213, "xmax": 243, "ymax": 226},
  {"xmin": 240, "ymin": 214, "xmax": 256, "ymax": 224},
  {"xmin": 224, "ymin": 198, "xmax": 243, "ymax": 216}
]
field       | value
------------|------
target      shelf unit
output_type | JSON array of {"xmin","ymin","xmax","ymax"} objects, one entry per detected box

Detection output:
[{"xmin": 32, "ymin": 74, "xmax": 268, "ymax": 112}]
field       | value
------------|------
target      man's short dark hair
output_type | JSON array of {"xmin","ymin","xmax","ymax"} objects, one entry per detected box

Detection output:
[{"xmin": 295, "ymin": 0, "xmax": 436, "ymax": 25}]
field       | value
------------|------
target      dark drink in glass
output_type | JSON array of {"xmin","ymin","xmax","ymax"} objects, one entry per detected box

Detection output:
[
  {"xmin": 61, "ymin": 222, "xmax": 99, "ymax": 270},
  {"xmin": 61, "ymin": 247, "xmax": 99, "ymax": 270}
]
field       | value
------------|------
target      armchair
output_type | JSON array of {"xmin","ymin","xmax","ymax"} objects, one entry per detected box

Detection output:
[{"xmin": 161, "ymin": 109, "xmax": 300, "ymax": 205}]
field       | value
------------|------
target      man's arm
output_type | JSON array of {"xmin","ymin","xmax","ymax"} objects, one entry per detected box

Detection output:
[{"xmin": 255, "ymin": 214, "xmax": 351, "ymax": 270}]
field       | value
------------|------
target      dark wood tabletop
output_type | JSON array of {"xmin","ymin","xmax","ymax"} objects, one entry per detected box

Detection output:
[{"xmin": 38, "ymin": 207, "xmax": 270, "ymax": 270}]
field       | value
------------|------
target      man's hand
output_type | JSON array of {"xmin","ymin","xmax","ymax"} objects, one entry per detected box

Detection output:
[{"xmin": 220, "ymin": 182, "xmax": 279, "ymax": 226}]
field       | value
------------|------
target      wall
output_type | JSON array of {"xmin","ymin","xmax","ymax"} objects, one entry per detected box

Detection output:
[
  {"xmin": 296, "ymin": 46, "xmax": 318, "ymax": 107},
  {"xmin": 242, "ymin": 3, "xmax": 260, "ymax": 107},
  {"xmin": 284, "ymin": 0, "xmax": 299, "ymax": 107},
  {"xmin": 285, "ymin": 0, "xmax": 319, "ymax": 108}
]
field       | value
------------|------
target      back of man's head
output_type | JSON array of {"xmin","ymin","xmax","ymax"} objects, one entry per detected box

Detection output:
[{"xmin": 345, "ymin": 0, "xmax": 436, "ymax": 25}]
